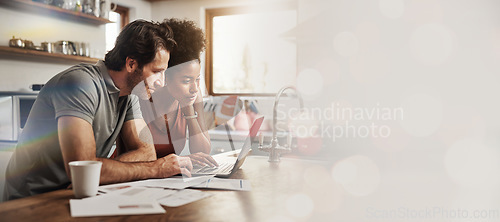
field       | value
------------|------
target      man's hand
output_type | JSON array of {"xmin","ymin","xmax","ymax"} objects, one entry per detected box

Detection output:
[
  {"xmin": 188, "ymin": 152, "xmax": 218, "ymax": 168},
  {"xmin": 155, "ymin": 154, "xmax": 193, "ymax": 177}
]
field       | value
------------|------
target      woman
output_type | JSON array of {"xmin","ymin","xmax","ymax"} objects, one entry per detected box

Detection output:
[{"xmin": 137, "ymin": 18, "xmax": 217, "ymax": 167}]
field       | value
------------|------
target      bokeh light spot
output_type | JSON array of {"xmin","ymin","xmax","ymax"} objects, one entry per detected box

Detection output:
[
  {"xmin": 444, "ymin": 139, "xmax": 500, "ymax": 188},
  {"xmin": 296, "ymin": 68, "xmax": 323, "ymax": 96},
  {"xmin": 410, "ymin": 23, "xmax": 454, "ymax": 65}
]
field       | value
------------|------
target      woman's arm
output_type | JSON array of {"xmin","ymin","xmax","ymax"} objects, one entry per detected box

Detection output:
[
  {"xmin": 182, "ymin": 90, "xmax": 211, "ymax": 154},
  {"xmin": 181, "ymin": 91, "xmax": 218, "ymax": 167}
]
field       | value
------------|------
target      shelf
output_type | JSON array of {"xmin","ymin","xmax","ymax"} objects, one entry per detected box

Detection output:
[
  {"xmin": 0, "ymin": 46, "xmax": 99, "ymax": 64},
  {"xmin": 0, "ymin": 0, "xmax": 113, "ymax": 25}
]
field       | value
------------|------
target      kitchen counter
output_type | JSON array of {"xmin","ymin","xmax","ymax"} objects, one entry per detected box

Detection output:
[{"xmin": 0, "ymin": 91, "xmax": 38, "ymax": 96}]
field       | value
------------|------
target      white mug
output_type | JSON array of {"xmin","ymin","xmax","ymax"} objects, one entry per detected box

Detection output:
[
  {"xmin": 69, "ymin": 161, "xmax": 102, "ymax": 199},
  {"xmin": 99, "ymin": 0, "xmax": 117, "ymax": 20}
]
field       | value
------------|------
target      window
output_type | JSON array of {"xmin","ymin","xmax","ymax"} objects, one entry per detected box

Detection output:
[
  {"xmin": 205, "ymin": 4, "xmax": 297, "ymax": 96},
  {"xmin": 105, "ymin": 5, "xmax": 129, "ymax": 52}
]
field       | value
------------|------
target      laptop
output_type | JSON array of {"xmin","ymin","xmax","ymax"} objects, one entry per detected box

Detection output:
[{"xmin": 192, "ymin": 116, "xmax": 264, "ymax": 178}]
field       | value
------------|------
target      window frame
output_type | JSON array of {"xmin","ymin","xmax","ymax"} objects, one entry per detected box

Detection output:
[
  {"xmin": 205, "ymin": 3, "xmax": 297, "ymax": 96},
  {"xmin": 105, "ymin": 4, "xmax": 129, "ymax": 53},
  {"xmin": 114, "ymin": 4, "xmax": 129, "ymax": 29}
]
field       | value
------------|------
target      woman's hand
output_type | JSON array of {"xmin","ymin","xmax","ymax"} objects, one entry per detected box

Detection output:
[
  {"xmin": 188, "ymin": 152, "xmax": 218, "ymax": 167},
  {"xmin": 178, "ymin": 93, "xmax": 198, "ymax": 107},
  {"xmin": 180, "ymin": 91, "xmax": 201, "ymax": 117}
]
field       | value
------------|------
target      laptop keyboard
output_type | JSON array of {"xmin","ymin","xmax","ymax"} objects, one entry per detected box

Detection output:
[{"xmin": 195, "ymin": 162, "xmax": 234, "ymax": 174}]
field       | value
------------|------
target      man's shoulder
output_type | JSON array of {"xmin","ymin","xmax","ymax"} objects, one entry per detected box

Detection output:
[
  {"xmin": 59, "ymin": 63, "xmax": 102, "ymax": 82},
  {"xmin": 43, "ymin": 63, "xmax": 104, "ymax": 91},
  {"xmin": 40, "ymin": 63, "xmax": 104, "ymax": 99}
]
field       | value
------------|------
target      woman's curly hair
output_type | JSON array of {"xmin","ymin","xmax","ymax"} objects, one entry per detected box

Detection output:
[{"xmin": 162, "ymin": 18, "xmax": 206, "ymax": 68}]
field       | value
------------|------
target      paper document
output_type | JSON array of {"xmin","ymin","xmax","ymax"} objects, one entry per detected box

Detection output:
[
  {"xmin": 70, "ymin": 187, "xmax": 170, "ymax": 217},
  {"xmin": 144, "ymin": 175, "xmax": 214, "ymax": 189},
  {"xmin": 99, "ymin": 175, "xmax": 214, "ymax": 192},
  {"xmin": 190, "ymin": 178, "xmax": 251, "ymax": 191},
  {"xmin": 157, "ymin": 189, "xmax": 213, "ymax": 207}
]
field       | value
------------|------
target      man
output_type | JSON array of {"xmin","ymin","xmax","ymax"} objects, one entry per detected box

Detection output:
[{"xmin": 4, "ymin": 20, "xmax": 193, "ymax": 201}]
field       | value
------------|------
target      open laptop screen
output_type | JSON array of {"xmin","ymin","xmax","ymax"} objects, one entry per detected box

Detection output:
[{"xmin": 237, "ymin": 116, "xmax": 264, "ymax": 160}]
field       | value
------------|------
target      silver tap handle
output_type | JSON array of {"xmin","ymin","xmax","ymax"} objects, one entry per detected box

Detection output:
[
  {"xmin": 259, "ymin": 144, "xmax": 271, "ymax": 152},
  {"xmin": 259, "ymin": 132, "xmax": 264, "ymax": 147}
]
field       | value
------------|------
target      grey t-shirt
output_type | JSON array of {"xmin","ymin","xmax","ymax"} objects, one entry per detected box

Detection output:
[{"xmin": 4, "ymin": 61, "xmax": 142, "ymax": 200}]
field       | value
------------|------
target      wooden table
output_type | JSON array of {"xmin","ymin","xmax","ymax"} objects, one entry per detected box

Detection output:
[{"xmin": 0, "ymin": 155, "xmax": 337, "ymax": 221}]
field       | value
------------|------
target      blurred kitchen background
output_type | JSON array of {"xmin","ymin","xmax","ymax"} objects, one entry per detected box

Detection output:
[{"xmin": 1, "ymin": 0, "xmax": 500, "ymax": 221}]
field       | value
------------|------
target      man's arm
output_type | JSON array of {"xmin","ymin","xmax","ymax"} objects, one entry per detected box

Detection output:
[
  {"xmin": 114, "ymin": 119, "xmax": 156, "ymax": 162},
  {"xmin": 58, "ymin": 116, "xmax": 192, "ymax": 185}
]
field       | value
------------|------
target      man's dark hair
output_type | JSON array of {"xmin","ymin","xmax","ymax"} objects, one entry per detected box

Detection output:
[
  {"xmin": 104, "ymin": 19, "xmax": 176, "ymax": 71},
  {"xmin": 162, "ymin": 18, "xmax": 206, "ymax": 67}
]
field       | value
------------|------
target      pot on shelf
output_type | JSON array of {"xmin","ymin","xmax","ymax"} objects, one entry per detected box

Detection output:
[
  {"xmin": 24, "ymin": 40, "xmax": 35, "ymax": 50},
  {"xmin": 80, "ymin": 42, "xmax": 90, "ymax": 57},
  {"xmin": 9, "ymin": 36, "xmax": 25, "ymax": 48},
  {"xmin": 41, "ymin": 42, "xmax": 56, "ymax": 53},
  {"xmin": 54, "ymin": 40, "xmax": 77, "ymax": 55}
]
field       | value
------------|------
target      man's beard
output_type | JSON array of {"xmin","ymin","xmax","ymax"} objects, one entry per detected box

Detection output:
[
  {"xmin": 128, "ymin": 68, "xmax": 153, "ymax": 100},
  {"xmin": 127, "ymin": 68, "xmax": 144, "ymax": 91}
]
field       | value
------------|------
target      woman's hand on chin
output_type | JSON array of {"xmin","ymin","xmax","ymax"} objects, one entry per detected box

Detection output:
[{"xmin": 178, "ymin": 94, "xmax": 197, "ymax": 108}]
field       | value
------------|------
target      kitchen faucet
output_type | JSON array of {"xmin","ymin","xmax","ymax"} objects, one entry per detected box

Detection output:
[{"xmin": 259, "ymin": 86, "xmax": 304, "ymax": 162}]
